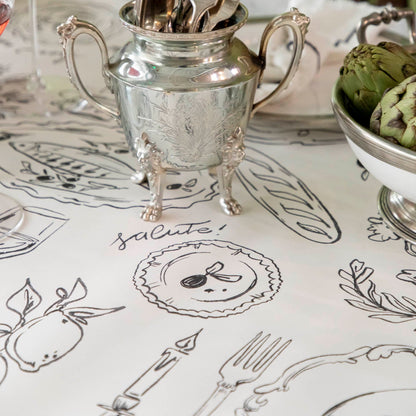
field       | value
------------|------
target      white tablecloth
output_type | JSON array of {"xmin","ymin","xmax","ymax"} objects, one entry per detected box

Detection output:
[{"xmin": 0, "ymin": 1, "xmax": 415, "ymax": 415}]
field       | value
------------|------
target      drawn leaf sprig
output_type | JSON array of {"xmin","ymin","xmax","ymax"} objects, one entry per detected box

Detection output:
[
  {"xmin": 5, "ymin": 279, "xmax": 42, "ymax": 326},
  {"xmin": 339, "ymin": 260, "xmax": 416, "ymax": 326}
]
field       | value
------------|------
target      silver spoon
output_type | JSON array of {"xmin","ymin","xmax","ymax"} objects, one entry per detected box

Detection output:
[
  {"xmin": 173, "ymin": 0, "xmax": 191, "ymax": 32},
  {"xmin": 204, "ymin": 0, "xmax": 239, "ymax": 32},
  {"xmin": 188, "ymin": 0, "xmax": 219, "ymax": 33},
  {"xmin": 139, "ymin": 0, "xmax": 176, "ymax": 32},
  {"xmin": 133, "ymin": 0, "xmax": 142, "ymax": 26}
]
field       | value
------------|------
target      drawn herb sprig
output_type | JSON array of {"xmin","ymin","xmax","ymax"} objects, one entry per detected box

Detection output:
[{"xmin": 339, "ymin": 259, "xmax": 416, "ymax": 327}]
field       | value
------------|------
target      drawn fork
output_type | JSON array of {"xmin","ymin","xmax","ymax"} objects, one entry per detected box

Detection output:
[{"xmin": 194, "ymin": 332, "xmax": 291, "ymax": 416}]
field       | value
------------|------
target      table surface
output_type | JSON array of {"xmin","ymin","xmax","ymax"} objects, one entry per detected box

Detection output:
[{"xmin": 0, "ymin": 1, "xmax": 416, "ymax": 415}]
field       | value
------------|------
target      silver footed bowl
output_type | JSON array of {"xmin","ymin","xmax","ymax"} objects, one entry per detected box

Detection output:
[{"xmin": 332, "ymin": 78, "xmax": 416, "ymax": 244}]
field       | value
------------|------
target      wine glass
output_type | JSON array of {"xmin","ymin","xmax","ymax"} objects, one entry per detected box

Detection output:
[
  {"xmin": 0, "ymin": 0, "xmax": 75, "ymax": 117},
  {"xmin": 0, "ymin": 0, "xmax": 124, "ymax": 119},
  {"xmin": 0, "ymin": 0, "xmax": 24, "ymax": 240}
]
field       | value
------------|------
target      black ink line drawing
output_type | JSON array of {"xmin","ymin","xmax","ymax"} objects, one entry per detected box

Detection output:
[
  {"xmin": 194, "ymin": 332, "xmax": 291, "ymax": 416},
  {"xmin": 334, "ymin": 28, "xmax": 356, "ymax": 48},
  {"xmin": 339, "ymin": 259, "xmax": 416, "ymax": 327},
  {"xmin": 98, "ymin": 330, "xmax": 202, "ymax": 416},
  {"xmin": 0, "ymin": 120, "xmax": 218, "ymax": 210},
  {"xmin": 134, "ymin": 240, "xmax": 282, "ymax": 318},
  {"xmin": 356, "ymin": 159, "xmax": 369, "ymax": 181},
  {"xmin": 247, "ymin": 114, "xmax": 344, "ymax": 146},
  {"xmin": 112, "ymin": 221, "xmax": 227, "ymax": 251},
  {"xmin": 322, "ymin": 388, "xmax": 416, "ymax": 415},
  {"xmin": 0, "ymin": 206, "xmax": 68, "ymax": 259},
  {"xmin": 236, "ymin": 344, "xmax": 416, "ymax": 416},
  {"xmin": 236, "ymin": 146, "xmax": 342, "ymax": 244},
  {"xmin": 367, "ymin": 216, "xmax": 416, "ymax": 258},
  {"xmin": 0, "ymin": 279, "xmax": 124, "ymax": 386},
  {"xmin": 367, "ymin": 216, "xmax": 400, "ymax": 243},
  {"xmin": 405, "ymin": 241, "xmax": 416, "ymax": 257},
  {"xmin": 1, "ymin": 120, "xmax": 342, "ymax": 239}
]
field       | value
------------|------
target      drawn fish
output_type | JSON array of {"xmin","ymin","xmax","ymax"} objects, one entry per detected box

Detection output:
[
  {"xmin": 236, "ymin": 146, "xmax": 342, "ymax": 244},
  {"xmin": 10, "ymin": 141, "xmax": 136, "ymax": 180}
]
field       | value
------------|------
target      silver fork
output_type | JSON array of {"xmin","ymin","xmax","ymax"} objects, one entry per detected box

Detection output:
[{"xmin": 194, "ymin": 332, "xmax": 291, "ymax": 416}]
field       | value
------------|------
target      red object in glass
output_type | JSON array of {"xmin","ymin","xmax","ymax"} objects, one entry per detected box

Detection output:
[
  {"xmin": 0, "ymin": 18, "xmax": 9, "ymax": 35},
  {"xmin": 0, "ymin": 3, "xmax": 11, "ymax": 36}
]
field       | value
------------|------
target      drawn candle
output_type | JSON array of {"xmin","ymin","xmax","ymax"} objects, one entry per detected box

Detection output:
[{"xmin": 99, "ymin": 330, "xmax": 202, "ymax": 416}]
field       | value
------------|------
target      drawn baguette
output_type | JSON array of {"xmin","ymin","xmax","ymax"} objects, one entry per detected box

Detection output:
[{"xmin": 236, "ymin": 147, "xmax": 341, "ymax": 244}]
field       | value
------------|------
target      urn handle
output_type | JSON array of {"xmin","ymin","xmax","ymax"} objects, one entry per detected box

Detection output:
[
  {"xmin": 357, "ymin": 7, "xmax": 416, "ymax": 53},
  {"xmin": 251, "ymin": 8, "xmax": 310, "ymax": 116},
  {"xmin": 57, "ymin": 16, "xmax": 119, "ymax": 119}
]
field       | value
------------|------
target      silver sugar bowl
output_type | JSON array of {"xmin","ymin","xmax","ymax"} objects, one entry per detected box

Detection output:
[{"xmin": 58, "ymin": 2, "xmax": 310, "ymax": 221}]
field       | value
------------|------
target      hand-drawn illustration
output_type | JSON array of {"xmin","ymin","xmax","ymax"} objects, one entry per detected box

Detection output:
[
  {"xmin": 134, "ymin": 240, "xmax": 282, "ymax": 318},
  {"xmin": 367, "ymin": 217, "xmax": 400, "ymax": 243},
  {"xmin": 194, "ymin": 332, "xmax": 291, "ymax": 416},
  {"xmin": 405, "ymin": 241, "xmax": 416, "ymax": 257},
  {"xmin": 0, "ymin": 80, "xmax": 36, "ymax": 119},
  {"xmin": 247, "ymin": 114, "xmax": 344, "ymax": 146},
  {"xmin": 339, "ymin": 259, "xmax": 416, "ymax": 327},
  {"xmin": 236, "ymin": 343, "xmax": 416, "ymax": 416},
  {"xmin": 1, "ymin": 120, "xmax": 342, "ymax": 240},
  {"xmin": 236, "ymin": 146, "xmax": 341, "ymax": 244},
  {"xmin": 0, "ymin": 279, "xmax": 124, "ymax": 386},
  {"xmin": 356, "ymin": 159, "xmax": 369, "ymax": 181},
  {"xmin": 0, "ymin": 206, "xmax": 68, "ymax": 259},
  {"xmin": 367, "ymin": 216, "xmax": 416, "ymax": 257},
  {"xmin": 98, "ymin": 330, "xmax": 202, "ymax": 416},
  {"xmin": 112, "ymin": 221, "xmax": 227, "ymax": 251},
  {"xmin": 0, "ymin": 120, "xmax": 218, "ymax": 210},
  {"xmin": 0, "ymin": 76, "xmax": 112, "ymax": 120},
  {"xmin": 322, "ymin": 389, "xmax": 416, "ymax": 415}
]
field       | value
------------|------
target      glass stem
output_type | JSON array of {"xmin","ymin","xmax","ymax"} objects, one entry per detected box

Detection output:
[{"xmin": 28, "ymin": 0, "xmax": 45, "ymax": 90}]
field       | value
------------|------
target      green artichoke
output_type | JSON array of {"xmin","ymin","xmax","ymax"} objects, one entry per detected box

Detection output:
[
  {"xmin": 339, "ymin": 42, "xmax": 416, "ymax": 124},
  {"xmin": 370, "ymin": 74, "xmax": 416, "ymax": 150}
]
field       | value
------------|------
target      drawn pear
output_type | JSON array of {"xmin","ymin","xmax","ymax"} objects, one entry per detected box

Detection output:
[{"xmin": 5, "ymin": 311, "xmax": 83, "ymax": 372}]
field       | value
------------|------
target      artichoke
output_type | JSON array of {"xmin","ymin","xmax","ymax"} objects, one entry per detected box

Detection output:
[
  {"xmin": 370, "ymin": 74, "xmax": 416, "ymax": 150},
  {"xmin": 339, "ymin": 42, "xmax": 416, "ymax": 123}
]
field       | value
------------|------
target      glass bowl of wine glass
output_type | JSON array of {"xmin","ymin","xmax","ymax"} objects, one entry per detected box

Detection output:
[{"xmin": 0, "ymin": 0, "xmax": 24, "ymax": 239}]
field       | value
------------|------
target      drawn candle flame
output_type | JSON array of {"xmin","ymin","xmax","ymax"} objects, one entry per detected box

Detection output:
[{"xmin": 175, "ymin": 329, "xmax": 202, "ymax": 353}]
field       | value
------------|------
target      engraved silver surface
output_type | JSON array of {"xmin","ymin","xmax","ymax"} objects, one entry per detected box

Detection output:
[
  {"xmin": 58, "ymin": 2, "xmax": 309, "ymax": 220},
  {"xmin": 378, "ymin": 187, "xmax": 416, "ymax": 245}
]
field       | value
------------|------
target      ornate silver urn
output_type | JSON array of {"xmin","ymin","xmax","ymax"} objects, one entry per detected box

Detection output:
[{"xmin": 58, "ymin": 2, "xmax": 309, "ymax": 221}]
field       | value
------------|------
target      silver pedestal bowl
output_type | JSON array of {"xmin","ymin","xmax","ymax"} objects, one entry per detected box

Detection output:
[{"xmin": 332, "ymin": 78, "xmax": 416, "ymax": 244}]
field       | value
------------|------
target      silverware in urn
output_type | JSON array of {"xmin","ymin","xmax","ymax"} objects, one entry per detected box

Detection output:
[{"xmin": 57, "ymin": 2, "xmax": 310, "ymax": 221}]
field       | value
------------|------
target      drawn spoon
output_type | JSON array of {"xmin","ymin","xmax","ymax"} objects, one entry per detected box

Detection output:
[{"xmin": 180, "ymin": 262, "xmax": 242, "ymax": 288}]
